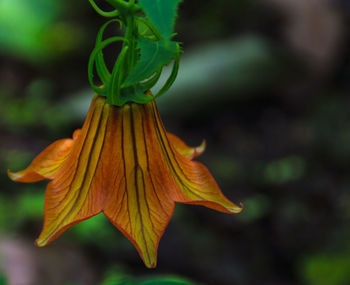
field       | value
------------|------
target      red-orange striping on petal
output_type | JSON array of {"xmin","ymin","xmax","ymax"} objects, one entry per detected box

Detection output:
[
  {"xmin": 11, "ymin": 94, "xmax": 242, "ymax": 269},
  {"xmin": 104, "ymin": 103, "xmax": 175, "ymax": 268},
  {"xmin": 35, "ymin": 95, "xmax": 110, "ymax": 247},
  {"xmin": 7, "ymin": 130, "xmax": 81, "ymax": 183},
  {"xmin": 150, "ymin": 101, "xmax": 243, "ymax": 214}
]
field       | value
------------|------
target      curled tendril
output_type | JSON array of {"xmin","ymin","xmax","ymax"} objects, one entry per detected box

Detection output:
[
  {"xmin": 141, "ymin": 67, "xmax": 163, "ymax": 91},
  {"xmin": 108, "ymin": 46, "xmax": 129, "ymax": 105},
  {"xmin": 88, "ymin": 36, "xmax": 128, "ymax": 95},
  {"xmin": 154, "ymin": 45, "xmax": 180, "ymax": 98},
  {"xmin": 88, "ymin": 0, "xmax": 120, "ymax": 17},
  {"xmin": 88, "ymin": 0, "xmax": 181, "ymax": 105},
  {"xmin": 95, "ymin": 19, "xmax": 124, "ymax": 83}
]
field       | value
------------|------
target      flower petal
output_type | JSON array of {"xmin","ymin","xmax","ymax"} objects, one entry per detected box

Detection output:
[
  {"xmin": 167, "ymin": 132, "xmax": 206, "ymax": 160},
  {"xmin": 151, "ymin": 101, "xmax": 243, "ymax": 214},
  {"xmin": 32, "ymin": 95, "xmax": 241, "ymax": 269},
  {"xmin": 104, "ymin": 103, "xmax": 175, "ymax": 268},
  {"xmin": 35, "ymin": 96, "xmax": 111, "ymax": 247},
  {"xmin": 7, "ymin": 129, "xmax": 81, "ymax": 183}
]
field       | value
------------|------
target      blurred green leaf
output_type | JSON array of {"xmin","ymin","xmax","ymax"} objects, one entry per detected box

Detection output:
[
  {"xmin": 238, "ymin": 194, "xmax": 270, "ymax": 223},
  {"xmin": 124, "ymin": 38, "xmax": 178, "ymax": 87},
  {"xmin": 138, "ymin": 277, "xmax": 196, "ymax": 285},
  {"xmin": 3, "ymin": 150, "xmax": 33, "ymax": 172},
  {"xmin": 0, "ymin": 0, "xmax": 82, "ymax": 61},
  {"xmin": 17, "ymin": 192, "xmax": 45, "ymax": 219},
  {"xmin": 0, "ymin": 0, "xmax": 58, "ymax": 59},
  {"xmin": 0, "ymin": 196, "xmax": 11, "ymax": 231},
  {"xmin": 264, "ymin": 156, "xmax": 306, "ymax": 185},
  {"xmin": 102, "ymin": 276, "xmax": 197, "ymax": 285},
  {"xmin": 71, "ymin": 213, "xmax": 114, "ymax": 244},
  {"xmin": 0, "ymin": 275, "xmax": 7, "ymax": 285},
  {"xmin": 301, "ymin": 254, "xmax": 350, "ymax": 285},
  {"xmin": 101, "ymin": 266, "xmax": 197, "ymax": 285},
  {"xmin": 139, "ymin": 0, "xmax": 182, "ymax": 39},
  {"xmin": 0, "ymin": 80, "xmax": 73, "ymax": 133}
]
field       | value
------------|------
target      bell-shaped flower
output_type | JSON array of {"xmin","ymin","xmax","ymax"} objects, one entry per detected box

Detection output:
[{"xmin": 8, "ymin": 95, "xmax": 242, "ymax": 268}]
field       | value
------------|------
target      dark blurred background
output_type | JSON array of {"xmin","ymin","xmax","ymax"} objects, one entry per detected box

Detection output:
[{"xmin": 1, "ymin": 0, "xmax": 350, "ymax": 284}]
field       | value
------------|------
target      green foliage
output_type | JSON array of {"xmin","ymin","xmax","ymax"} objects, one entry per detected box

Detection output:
[
  {"xmin": 0, "ymin": 196, "xmax": 12, "ymax": 231},
  {"xmin": 0, "ymin": 0, "xmax": 56, "ymax": 59},
  {"xmin": 124, "ymin": 38, "xmax": 178, "ymax": 87},
  {"xmin": 70, "ymin": 213, "xmax": 119, "ymax": 248},
  {"xmin": 138, "ymin": 277, "xmax": 196, "ymax": 285},
  {"xmin": 0, "ymin": 275, "xmax": 7, "ymax": 285},
  {"xmin": 0, "ymin": 187, "xmax": 44, "ymax": 232},
  {"xmin": 0, "ymin": 0, "xmax": 80, "ymax": 62},
  {"xmin": 101, "ymin": 272, "xmax": 197, "ymax": 285},
  {"xmin": 99, "ymin": 265, "xmax": 198, "ymax": 285},
  {"xmin": 88, "ymin": 0, "xmax": 182, "ymax": 105},
  {"xmin": 17, "ymin": 192, "xmax": 45, "ymax": 219},
  {"xmin": 301, "ymin": 254, "xmax": 350, "ymax": 285},
  {"xmin": 0, "ymin": 80, "xmax": 72, "ymax": 134},
  {"xmin": 138, "ymin": 0, "xmax": 182, "ymax": 39},
  {"xmin": 264, "ymin": 156, "xmax": 306, "ymax": 185},
  {"xmin": 239, "ymin": 194, "xmax": 270, "ymax": 223}
]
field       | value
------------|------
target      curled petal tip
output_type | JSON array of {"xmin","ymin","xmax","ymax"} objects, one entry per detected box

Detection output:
[
  {"xmin": 230, "ymin": 202, "xmax": 244, "ymax": 214},
  {"xmin": 7, "ymin": 132, "xmax": 79, "ymax": 183},
  {"xmin": 7, "ymin": 169, "xmax": 45, "ymax": 183},
  {"xmin": 7, "ymin": 169, "xmax": 19, "ymax": 181},
  {"xmin": 34, "ymin": 239, "xmax": 44, "ymax": 247},
  {"xmin": 167, "ymin": 132, "xmax": 206, "ymax": 159},
  {"xmin": 72, "ymin": 129, "xmax": 82, "ymax": 140},
  {"xmin": 195, "ymin": 139, "xmax": 206, "ymax": 156}
]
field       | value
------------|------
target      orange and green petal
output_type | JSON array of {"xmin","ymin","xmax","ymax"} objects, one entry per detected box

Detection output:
[
  {"xmin": 35, "ymin": 96, "xmax": 175, "ymax": 268},
  {"xmin": 151, "ymin": 102, "xmax": 243, "ymax": 214},
  {"xmin": 35, "ymin": 96, "xmax": 110, "ymax": 247},
  {"xmin": 104, "ymin": 103, "xmax": 175, "ymax": 268},
  {"xmin": 14, "ymin": 94, "xmax": 241, "ymax": 269},
  {"xmin": 7, "ymin": 129, "xmax": 81, "ymax": 183},
  {"xmin": 167, "ymin": 132, "xmax": 206, "ymax": 160}
]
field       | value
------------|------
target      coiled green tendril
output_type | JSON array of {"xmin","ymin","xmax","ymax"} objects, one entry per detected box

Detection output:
[{"xmin": 88, "ymin": 0, "xmax": 180, "ymax": 106}]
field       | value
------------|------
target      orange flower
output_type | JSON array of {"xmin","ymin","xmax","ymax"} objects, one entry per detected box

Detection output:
[{"xmin": 8, "ymin": 95, "xmax": 242, "ymax": 268}]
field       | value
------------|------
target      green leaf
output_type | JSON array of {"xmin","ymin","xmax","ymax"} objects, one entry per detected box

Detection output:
[
  {"xmin": 123, "ymin": 38, "xmax": 178, "ymax": 87},
  {"xmin": 139, "ymin": 0, "xmax": 182, "ymax": 39},
  {"xmin": 138, "ymin": 277, "xmax": 197, "ymax": 285}
]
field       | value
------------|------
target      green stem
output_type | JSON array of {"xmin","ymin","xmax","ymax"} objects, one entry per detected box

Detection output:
[
  {"xmin": 106, "ymin": 0, "xmax": 141, "ymax": 15},
  {"xmin": 126, "ymin": 15, "xmax": 137, "ymax": 73},
  {"xmin": 109, "ymin": 46, "xmax": 129, "ymax": 105}
]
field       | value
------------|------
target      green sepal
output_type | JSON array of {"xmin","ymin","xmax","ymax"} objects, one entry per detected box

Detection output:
[
  {"xmin": 139, "ymin": 0, "xmax": 182, "ymax": 39},
  {"xmin": 95, "ymin": 19, "xmax": 123, "ymax": 85},
  {"xmin": 154, "ymin": 48, "xmax": 180, "ymax": 98},
  {"xmin": 88, "ymin": 36, "xmax": 127, "ymax": 96},
  {"xmin": 118, "ymin": 84, "xmax": 154, "ymax": 105},
  {"xmin": 123, "ymin": 38, "xmax": 178, "ymax": 87}
]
